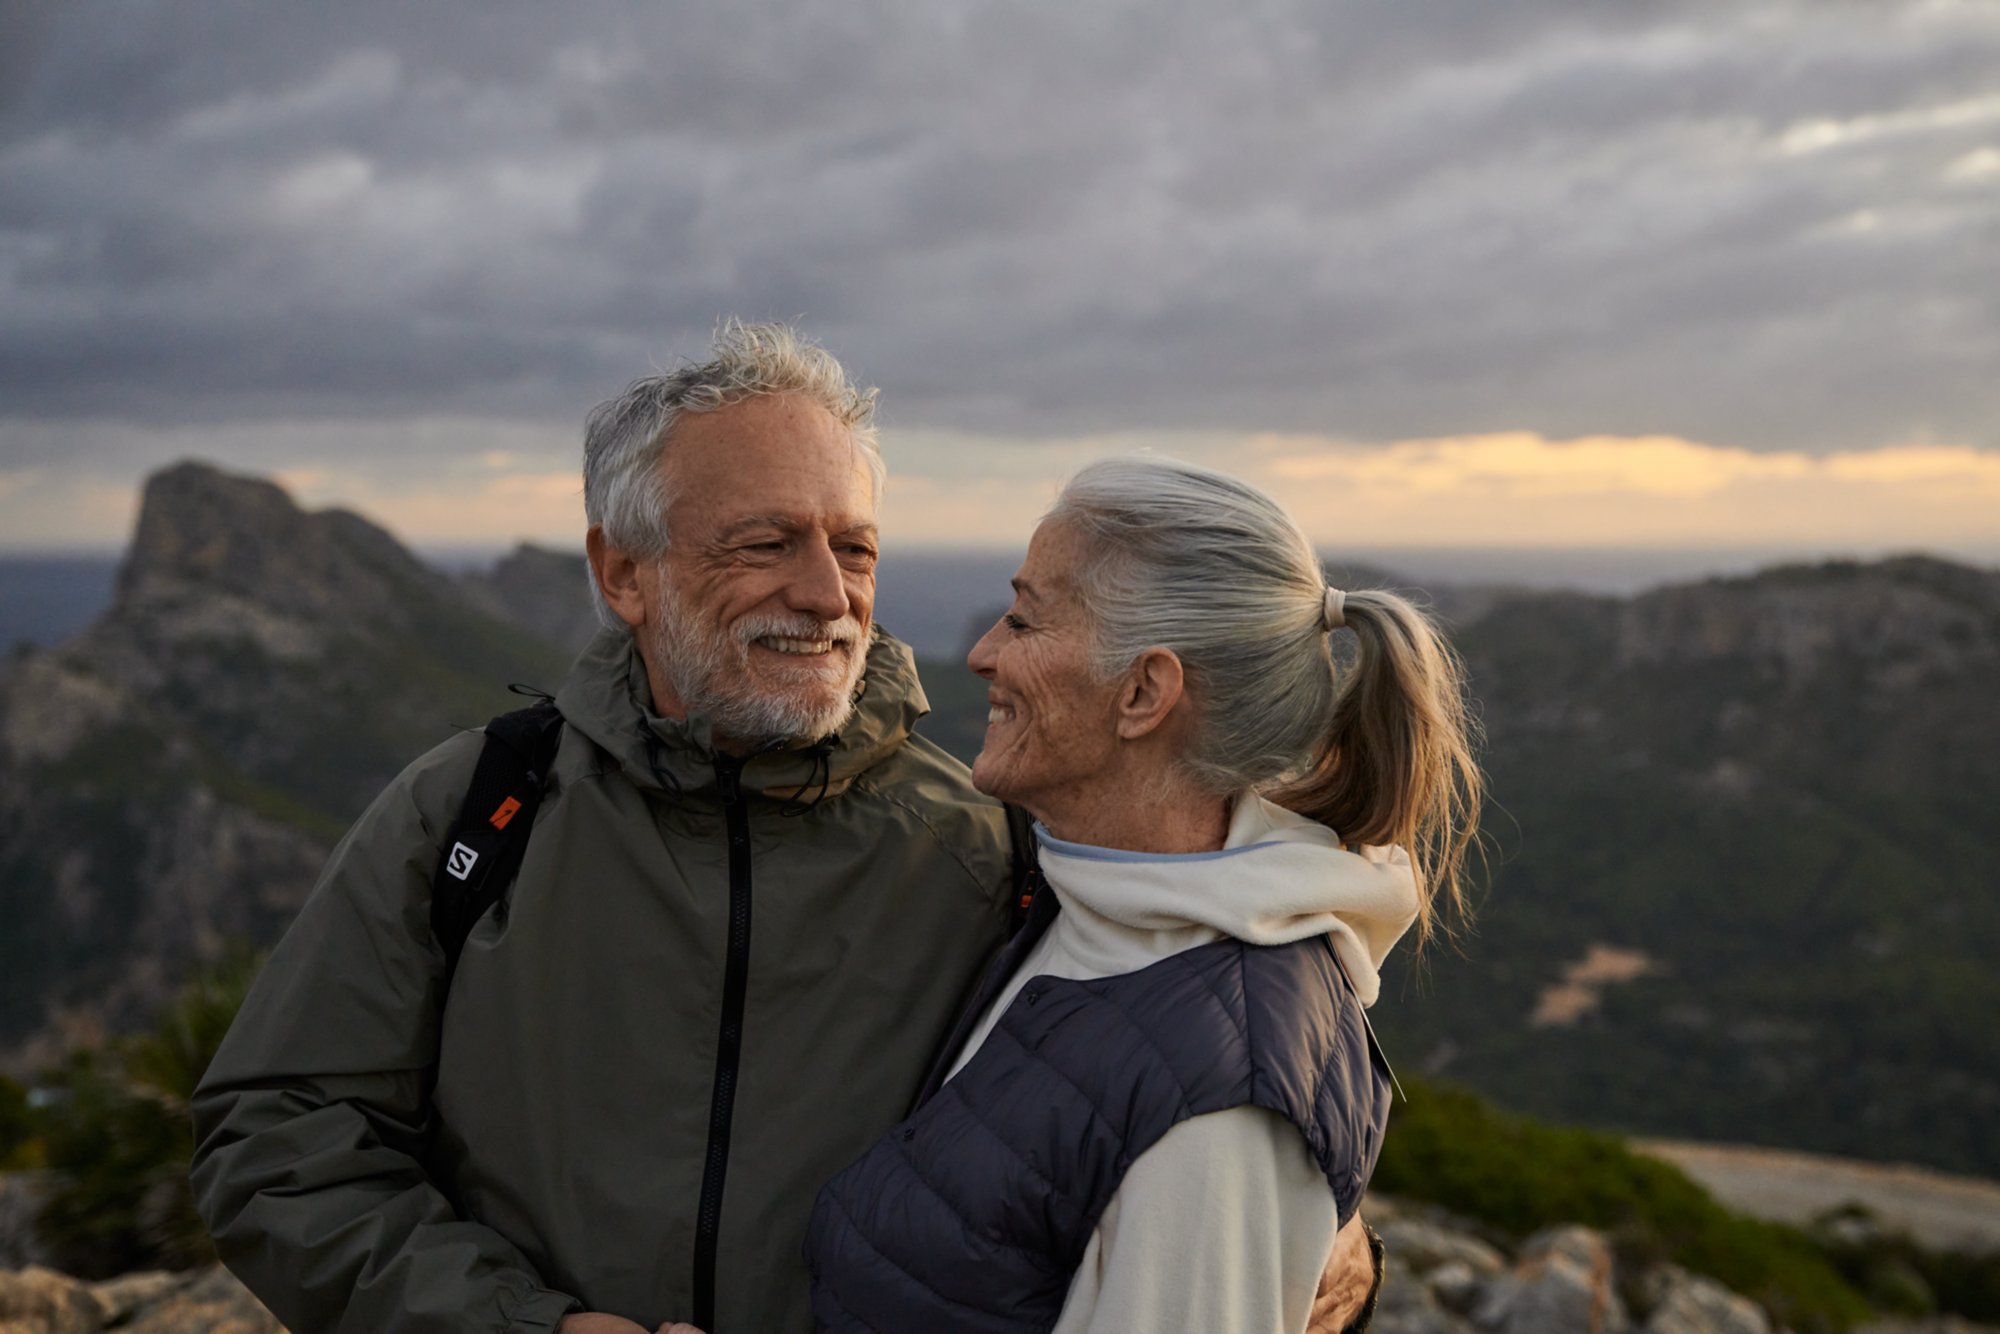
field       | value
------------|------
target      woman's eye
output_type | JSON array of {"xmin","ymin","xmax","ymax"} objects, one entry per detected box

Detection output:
[{"xmin": 1003, "ymin": 613, "xmax": 1029, "ymax": 632}]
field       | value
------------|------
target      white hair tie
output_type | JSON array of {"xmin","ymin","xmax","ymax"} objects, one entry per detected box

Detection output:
[{"xmin": 1321, "ymin": 586, "xmax": 1347, "ymax": 631}]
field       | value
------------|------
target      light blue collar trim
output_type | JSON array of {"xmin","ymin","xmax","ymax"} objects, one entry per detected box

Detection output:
[{"xmin": 1033, "ymin": 822, "xmax": 1290, "ymax": 864}]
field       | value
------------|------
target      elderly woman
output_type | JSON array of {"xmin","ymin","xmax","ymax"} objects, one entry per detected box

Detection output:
[{"xmin": 804, "ymin": 456, "xmax": 1482, "ymax": 1333}]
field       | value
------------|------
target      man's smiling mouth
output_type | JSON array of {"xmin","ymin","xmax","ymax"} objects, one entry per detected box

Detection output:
[{"xmin": 757, "ymin": 636, "xmax": 840, "ymax": 655}]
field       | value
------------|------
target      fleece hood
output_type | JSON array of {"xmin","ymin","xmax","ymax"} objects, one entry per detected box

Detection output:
[{"xmin": 1033, "ymin": 795, "xmax": 1419, "ymax": 1005}]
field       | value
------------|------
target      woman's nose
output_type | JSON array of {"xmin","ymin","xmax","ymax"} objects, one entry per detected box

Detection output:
[{"xmin": 967, "ymin": 619, "xmax": 1003, "ymax": 678}]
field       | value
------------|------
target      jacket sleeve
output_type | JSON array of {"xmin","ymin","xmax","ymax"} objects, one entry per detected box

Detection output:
[
  {"xmin": 1049, "ymin": 1107, "xmax": 1341, "ymax": 1334},
  {"xmin": 189, "ymin": 737, "xmax": 581, "ymax": 1334}
]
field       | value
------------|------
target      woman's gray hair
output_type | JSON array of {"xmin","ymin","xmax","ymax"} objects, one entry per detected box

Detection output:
[
  {"xmin": 582, "ymin": 320, "xmax": 884, "ymax": 625},
  {"xmin": 1049, "ymin": 455, "xmax": 1483, "ymax": 946}
]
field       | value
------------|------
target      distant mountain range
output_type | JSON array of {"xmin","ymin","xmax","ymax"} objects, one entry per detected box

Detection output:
[
  {"xmin": 2, "ymin": 461, "xmax": 1995, "ymax": 1180},
  {"xmin": 1380, "ymin": 554, "xmax": 2000, "ymax": 1179}
]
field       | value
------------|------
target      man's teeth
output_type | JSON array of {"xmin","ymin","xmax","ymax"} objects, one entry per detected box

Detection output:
[{"xmin": 761, "ymin": 637, "xmax": 836, "ymax": 655}]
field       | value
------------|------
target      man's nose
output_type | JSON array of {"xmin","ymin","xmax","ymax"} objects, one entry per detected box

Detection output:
[{"xmin": 786, "ymin": 539, "xmax": 851, "ymax": 623}]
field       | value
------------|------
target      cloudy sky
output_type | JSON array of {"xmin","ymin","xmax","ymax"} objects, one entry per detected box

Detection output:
[{"xmin": 3, "ymin": 0, "xmax": 1998, "ymax": 566}]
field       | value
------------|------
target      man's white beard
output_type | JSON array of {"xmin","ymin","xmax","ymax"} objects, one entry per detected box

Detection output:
[{"xmin": 649, "ymin": 580, "xmax": 867, "ymax": 744}]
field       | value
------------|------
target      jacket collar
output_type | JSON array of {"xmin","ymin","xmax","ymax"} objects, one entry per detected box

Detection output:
[{"xmin": 555, "ymin": 624, "xmax": 930, "ymax": 801}]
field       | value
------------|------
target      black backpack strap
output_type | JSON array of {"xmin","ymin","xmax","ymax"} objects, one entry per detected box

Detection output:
[
  {"xmin": 1004, "ymin": 801, "xmax": 1040, "ymax": 929},
  {"xmin": 431, "ymin": 698, "xmax": 564, "ymax": 987}
]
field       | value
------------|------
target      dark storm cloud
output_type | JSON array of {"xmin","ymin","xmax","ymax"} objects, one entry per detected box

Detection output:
[{"xmin": 2, "ymin": 0, "xmax": 1998, "ymax": 463}]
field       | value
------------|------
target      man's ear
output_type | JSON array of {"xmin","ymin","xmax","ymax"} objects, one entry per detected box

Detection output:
[
  {"xmin": 1115, "ymin": 647, "xmax": 1186, "ymax": 741},
  {"xmin": 586, "ymin": 525, "xmax": 649, "ymax": 629}
]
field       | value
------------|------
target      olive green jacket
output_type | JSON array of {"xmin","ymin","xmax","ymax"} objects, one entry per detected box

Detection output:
[{"xmin": 190, "ymin": 628, "xmax": 1015, "ymax": 1333}]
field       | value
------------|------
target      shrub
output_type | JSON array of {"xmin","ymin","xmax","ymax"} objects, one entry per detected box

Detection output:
[
  {"xmin": 1373, "ymin": 1077, "xmax": 1873, "ymax": 1332},
  {"xmin": 0, "ymin": 1073, "xmax": 36, "ymax": 1168},
  {"xmin": 33, "ymin": 945, "xmax": 265, "ymax": 1276}
]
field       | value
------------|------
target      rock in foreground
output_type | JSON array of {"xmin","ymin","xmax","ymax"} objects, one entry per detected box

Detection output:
[{"xmin": 0, "ymin": 1264, "xmax": 283, "ymax": 1333}]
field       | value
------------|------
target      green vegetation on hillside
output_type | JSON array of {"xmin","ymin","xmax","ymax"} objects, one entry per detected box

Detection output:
[
  {"xmin": 1376, "ymin": 1077, "xmax": 2000, "ymax": 1330},
  {"xmin": 23, "ymin": 947, "xmax": 264, "ymax": 1278},
  {"xmin": 1375, "ymin": 1078, "xmax": 1871, "ymax": 1329},
  {"xmin": 0, "ymin": 1074, "xmax": 34, "ymax": 1169}
]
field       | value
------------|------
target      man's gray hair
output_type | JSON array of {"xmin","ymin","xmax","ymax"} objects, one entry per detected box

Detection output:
[{"xmin": 583, "ymin": 320, "xmax": 883, "ymax": 625}]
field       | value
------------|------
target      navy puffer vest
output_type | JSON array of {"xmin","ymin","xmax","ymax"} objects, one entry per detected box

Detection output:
[{"xmin": 804, "ymin": 924, "xmax": 1391, "ymax": 1332}]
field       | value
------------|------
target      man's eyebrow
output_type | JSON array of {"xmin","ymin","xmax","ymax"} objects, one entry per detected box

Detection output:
[
  {"xmin": 714, "ymin": 516, "xmax": 797, "ymax": 540},
  {"xmin": 712, "ymin": 516, "xmax": 881, "ymax": 545}
]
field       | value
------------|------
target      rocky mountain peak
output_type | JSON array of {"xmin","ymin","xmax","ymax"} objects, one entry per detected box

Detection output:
[
  {"xmin": 466, "ymin": 543, "xmax": 600, "ymax": 656},
  {"xmin": 116, "ymin": 461, "xmax": 452, "ymax": 633},
  {"xmin": 1613, "ymin": 554, "xmax": 2000, "ymax": 687}
]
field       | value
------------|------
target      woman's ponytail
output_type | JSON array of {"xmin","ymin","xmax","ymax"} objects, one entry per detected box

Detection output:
[
  {"xmin": 1272, "ymin": 588, "xmax": 1483, "ymax": 947},
  {"xmin": 1049, "ymin": 456, "xmax": 1484, "ymax": 947}
]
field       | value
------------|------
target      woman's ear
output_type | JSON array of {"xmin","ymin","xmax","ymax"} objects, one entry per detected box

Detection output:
[
  {"xmin": 1115, "ymin": 647, "xmax": 1186, "ymax": 741},
  {"xmin": 586, "ymin": 525, "xmax": 649, "ymax": 629}
]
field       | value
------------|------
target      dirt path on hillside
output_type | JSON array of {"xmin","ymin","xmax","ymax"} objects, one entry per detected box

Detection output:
[{"xmin": 1636, "ymin": 1140, "xmax": 2000, "ymax": 1252}]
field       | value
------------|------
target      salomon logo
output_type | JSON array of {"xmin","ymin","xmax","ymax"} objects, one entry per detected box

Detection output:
[{"xmin": 446, "ymin": 842, "xmax": 479, "ymax": 881}]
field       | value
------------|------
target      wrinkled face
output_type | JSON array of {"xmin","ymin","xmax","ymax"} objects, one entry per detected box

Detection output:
[
  {"xmin": 966, "ymin": 521, "xmax": 1124, "ymax": 822},
  {"xmin": 647, "ymin": 393, "xmax": 878, "ymax": 743}
]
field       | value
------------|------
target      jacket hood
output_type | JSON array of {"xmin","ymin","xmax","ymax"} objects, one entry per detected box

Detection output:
[
  {"xmin": 554, "ymin": 625, "xmax": 931, "ymax": 801},
  {"xmin": 1032, "ymin": 795, "xmax": 1419, "ymax": 1005}
]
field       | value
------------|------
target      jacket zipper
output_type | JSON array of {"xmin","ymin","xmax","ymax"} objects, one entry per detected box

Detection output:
[{"xmin": 692, "ymin": 755, "xmax": 754, "ymax": 1331}]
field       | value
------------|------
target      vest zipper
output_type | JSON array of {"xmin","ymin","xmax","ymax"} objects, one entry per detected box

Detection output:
[{"xmin": 692, "ymin": 754, "xmax": 753, "ymax": 1331}]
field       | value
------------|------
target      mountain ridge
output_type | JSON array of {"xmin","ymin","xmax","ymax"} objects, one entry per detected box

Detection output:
[
  {"xmin": 0, "ymin": 461, "xmax": 570, "ymax": 1070},
  {"xmin": 2, "ymin": 459, "xmax": 1994, "ymax": 1183}
]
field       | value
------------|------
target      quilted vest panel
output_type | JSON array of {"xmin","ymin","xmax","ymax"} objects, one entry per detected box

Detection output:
[{"xmin": 804, "ymin": 933, "xmax": 1391, "ymax": 1333}]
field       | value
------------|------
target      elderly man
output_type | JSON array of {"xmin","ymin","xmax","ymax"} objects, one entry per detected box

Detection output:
[{"xmin": 191, "ymin": 323, "xmax": 1377, "ymax": 1333}]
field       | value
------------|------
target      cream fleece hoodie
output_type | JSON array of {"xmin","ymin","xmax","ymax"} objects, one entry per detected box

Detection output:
[{"xmin": 944, "ymin": 795, "xmax": 1419, "ymax": 1334}]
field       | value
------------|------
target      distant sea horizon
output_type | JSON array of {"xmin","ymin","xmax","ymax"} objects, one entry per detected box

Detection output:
[{"xmin": 6, "ymin": 543, "xmax": 1995, "ymax": 660}]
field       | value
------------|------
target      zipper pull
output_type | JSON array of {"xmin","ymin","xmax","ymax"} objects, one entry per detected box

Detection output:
[{"xmin": 714, "ymin": 754, "xmax": 743, "ymax": 805}]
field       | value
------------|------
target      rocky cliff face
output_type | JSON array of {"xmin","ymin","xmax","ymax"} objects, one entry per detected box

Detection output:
[
  {"xmin": 0, "ymin": 462, "xmax": 571, "ymax": 1071},
  {"xmin": 116, "ymin": 464, "xmax": 462, "ymax": 635},
  {"xmin": 1612, "ymin": 557, "xmax": 2000, "ymax": 687},
  {"xmin": 463, "ymin": 542, "xmax": 602, "ymax": 656}
]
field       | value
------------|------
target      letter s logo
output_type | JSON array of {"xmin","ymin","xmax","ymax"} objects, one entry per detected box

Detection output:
[{"xmin": 446, "ymin": 842, "xmax": 479, "ymax": 881}]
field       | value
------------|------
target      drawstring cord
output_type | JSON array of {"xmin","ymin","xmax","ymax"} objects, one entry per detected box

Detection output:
[
  {"xmin": 636, "ymin": 715, "xmax": 832, "ymax": 813},
  {"xmin": 636, "ymin": 716, "xmax": 685, "ymax": 798},
  {"xmin": 776, "ymin": 736, "xmax": 838, "ymax": 817},
  {"xmin": 634, "ymin": 670, "xmax": 867, "ymax": 812}
]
